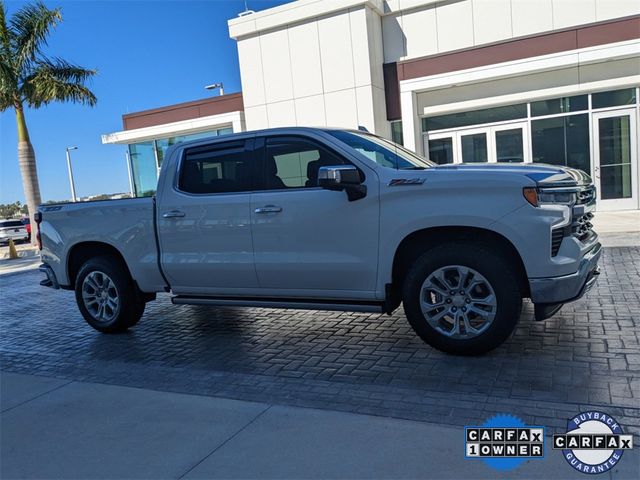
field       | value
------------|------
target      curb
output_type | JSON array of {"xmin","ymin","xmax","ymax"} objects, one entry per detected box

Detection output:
[{"xmin": 0, "ymin": 264, "xmax": 40, "ymax": 278}]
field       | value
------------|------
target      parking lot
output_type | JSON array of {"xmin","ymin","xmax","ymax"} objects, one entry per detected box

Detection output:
[{"xmin": 0, "ymin": 246, "xmax": 638, "ymax": 436}]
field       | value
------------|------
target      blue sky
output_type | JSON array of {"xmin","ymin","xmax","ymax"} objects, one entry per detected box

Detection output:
[{"xmin": 0, "ymin": 0, "xmax": 289, "ymax": 203}]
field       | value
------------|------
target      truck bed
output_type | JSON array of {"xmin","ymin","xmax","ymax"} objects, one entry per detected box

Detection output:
[{"xmin": 39, "ymin": 197, "xmax": 167, "ymax": 292}]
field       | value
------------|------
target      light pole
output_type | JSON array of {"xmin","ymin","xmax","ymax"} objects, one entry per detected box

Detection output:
[
  {"xmin": 205, "ymin": 82, "xmax": 224, "ymax": 96},
  {"xmin": 66, "ymin": 146, "xmax": 78, "ymax": 202}
]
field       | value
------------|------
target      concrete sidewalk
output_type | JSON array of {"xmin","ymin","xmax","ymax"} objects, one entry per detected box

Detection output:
[
  {"xmin": 0, "ymin": 246, "xmax": 39, "ymax": 276},
  {"xmin": 593, "ymin": 210, "xmax": 639, "ymax": 247},
  {"xmin": 1, "ymin": 372, "xmax": 638, "ymax": 479}
]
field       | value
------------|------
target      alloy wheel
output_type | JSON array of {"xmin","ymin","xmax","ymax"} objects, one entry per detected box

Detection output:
[
  {"xmin": 81, "ymin": 271, "xmax": 120, "ymax": 323},
  {"xmin": 419, "ymin": 265, "xmax": 497, "ymax": 339}
]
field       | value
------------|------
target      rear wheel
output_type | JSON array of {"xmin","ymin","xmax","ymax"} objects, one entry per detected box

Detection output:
[
  {"xmin": 402, "ymin": 243, "xmax": 522, "ymax": 355},
  {"xmin": 75, "ymin": 255, "xmax": 145, "ymax": 333}
]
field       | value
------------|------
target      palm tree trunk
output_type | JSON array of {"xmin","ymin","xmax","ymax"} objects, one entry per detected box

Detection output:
[{"xmin": 15, "ymin": 103, "xmax": 42, "ymax": 247}]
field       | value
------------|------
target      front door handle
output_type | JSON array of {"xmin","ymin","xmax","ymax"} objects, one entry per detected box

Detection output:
[
  {"xmin": 162, "ymin": 210, "xmax": 186, "ymax": 218},
  {"xmin": 254, "ymin": 205, "xmax": 283, "ymax": 214}
]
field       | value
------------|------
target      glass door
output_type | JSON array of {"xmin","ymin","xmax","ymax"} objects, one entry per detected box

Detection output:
[
  {"xmin": 459, "ymin": 128, "xmax": 489, "ymax": 163},
  {"xmin": 492, "ymin": 122, "xmax": 529, "ymax": 163},
  {"xmin": 424, "ymin": 122, "xmax": 529, "ymax": 164},
  {"xmin": 592, "ymin": 109, "xmax": 638, "ymax": 211},
  {"xmin": 426, "ymin": 132, "xmax": 455, "ymax": 165}
]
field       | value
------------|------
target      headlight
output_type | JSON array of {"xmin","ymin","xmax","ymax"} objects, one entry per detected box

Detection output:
[{"xmin": 523, "ymin": 187, "xmax": 577, "ymax": 207}]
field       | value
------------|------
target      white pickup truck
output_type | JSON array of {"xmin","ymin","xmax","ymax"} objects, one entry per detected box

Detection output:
[{"xmin": 37, "ymin": 128, "xmax": 601, "ymax": 355}]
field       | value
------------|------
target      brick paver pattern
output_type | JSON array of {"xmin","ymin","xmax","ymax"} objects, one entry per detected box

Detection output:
[{"xmin": 1, "ymin": 247, "xmax": 638, "ymax": 434}]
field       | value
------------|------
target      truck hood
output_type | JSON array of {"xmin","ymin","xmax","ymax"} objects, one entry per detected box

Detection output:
[{"xmin": 431, "ymin": 162, "xmax": 592, "ymax": 187}]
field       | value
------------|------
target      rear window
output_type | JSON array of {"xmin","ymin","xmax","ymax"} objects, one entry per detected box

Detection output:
[
  {"xmin": 178, "ymin": 141, "xmax": 251, "ymax": 194},
  {"xmin": 0, "ymin": 221, "xmax": 24, "ymax": 228}
]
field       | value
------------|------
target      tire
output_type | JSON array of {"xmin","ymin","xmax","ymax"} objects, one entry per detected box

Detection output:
[
  {"xmin": 75, "ymin": 255, "xmax": 145, "ymax": 333},
  {"xmin": 402, "ymin": 242, "xmax": 522, "ymax": 355}
]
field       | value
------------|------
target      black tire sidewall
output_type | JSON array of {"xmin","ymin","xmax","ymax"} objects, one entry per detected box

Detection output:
[
  {"xmin": 403, "ymin": 243, "xmax": 522, "ymax": 355},
  {"xmin": 75, "ymin": 255, "xmax": 144, "ymax": 333}
]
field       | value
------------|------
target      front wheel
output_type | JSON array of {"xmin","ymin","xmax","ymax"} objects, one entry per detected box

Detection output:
[
  {"xmin": 402, "ymin": 243, "xmax": 522, "ymax": 355},
  {"xmin": 75, "ymin": 255, "xmax": 145, "ymax": 333}
]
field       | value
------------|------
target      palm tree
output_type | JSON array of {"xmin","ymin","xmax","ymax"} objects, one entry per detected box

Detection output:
[{"xmin": 0, "ymin": 1, "xmax": 96, "ymax": 244}]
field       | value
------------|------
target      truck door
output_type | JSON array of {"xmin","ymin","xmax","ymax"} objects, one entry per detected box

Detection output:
[
  {"xmin": 250, "ymin": 135, "xmax": 379, "ymax": 297},
  {"xmin": 156, "ymin": 138, "xmax": 259, "ymax": 294}
]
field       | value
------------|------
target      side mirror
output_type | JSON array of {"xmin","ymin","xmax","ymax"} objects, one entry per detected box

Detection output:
[{"xmin": 318, "ymin": 166, "xmax": 366, "ymax": 201}]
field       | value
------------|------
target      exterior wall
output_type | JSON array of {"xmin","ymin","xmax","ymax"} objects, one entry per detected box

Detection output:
[
  {"xmin": 382, "ymin": 0, "xmax": 640, "ymax": 63},
  {"xmin": 121, "ymin": 93, "xmax": 244, "ymax": 130},
  {"xmin": 398, "ymin": 38, "xmax": 640, "ymax": 152},
  {"xmin": 232, "ymin": 2, "xmax": 390, "ymax": 137}
]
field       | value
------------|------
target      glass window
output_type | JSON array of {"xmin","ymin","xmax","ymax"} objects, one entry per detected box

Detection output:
[
  {"xmin": 0, "ymin": 220, "xmax": 24, "ymax": 228},
  {"xmin": 598, "ymin": 116, "xmax": 632, "ymax": 199},
  {"xmin": 495, "ymin": 128, "xmax": 524, "ymax": 163},
  {"xmin": 328, "ymin": 130, "xmax": 433, "ymax": 169},
  {"xmin": 592, "ymin": 88, "xmax": 637, "ymax": 109},
  {"xmin": 428, "ymin": 138, "xmax": 454, "ymax": 165},
  {"xmin": 530, "ymin": 95, "xmax": 587, "ymax": 117},
  {"xmin": 422, "ymin": 104, "xmax": 526, "ymax": 131},
  {"xmin": 461, "ymin": 132, "xmax": 488, "ymax": 163},
  {"xmin": 129, "ymin": 142, "xmax": 158, "ymax": 197},
  {"xmin": 391, "ymin": 121, "xmax": 404, "ymax": 145},
  {"xmin": 178, "ymin": 141, "xmax": 251, "ymax": 194},
  {"xmin": 155, "ymin": 128, "xmax": 233, "ymax": 167},
  {"xmin": 263, "ymin": 137, "xmax": 347, "ymax": 189},
  {"xmin": 531, "ymin": 114, "xmax": 590, "ymax": 174}
]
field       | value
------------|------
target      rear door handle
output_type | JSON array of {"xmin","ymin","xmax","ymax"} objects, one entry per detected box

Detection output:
[
  {"xmin": 162, "ymin": 210, "xmax": 186, "ymax": 218},
  {"xmin": 254, "ymin": 205, "xmax": 283, "ymax": 214}
]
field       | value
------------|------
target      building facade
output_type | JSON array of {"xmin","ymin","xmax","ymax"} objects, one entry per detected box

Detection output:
[{"xmin": 103, "ymin": 0, "xmax": 640, "ymax": 211}]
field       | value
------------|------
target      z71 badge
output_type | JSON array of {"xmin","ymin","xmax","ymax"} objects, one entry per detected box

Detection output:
[{"xmin": 388, "ymin": 178, "xmax": 426, "ymax": 186}]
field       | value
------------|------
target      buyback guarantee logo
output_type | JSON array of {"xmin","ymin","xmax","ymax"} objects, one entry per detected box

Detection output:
[
  {"xmin": 465, "ymin": 414, "xmax": 545, "ymax": 471},
  {"xmin": 553, "ymin": 411, "xmax": 634, "ymax": 475}
]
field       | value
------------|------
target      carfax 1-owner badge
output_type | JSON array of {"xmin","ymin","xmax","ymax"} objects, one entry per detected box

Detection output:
[
  {"xmin": 465, "ymin": 414, "xmax": 545, "ymax": 471},
  {"xmin": 553, "ymin": 411, "xmax": 634, "ymax": 474}
]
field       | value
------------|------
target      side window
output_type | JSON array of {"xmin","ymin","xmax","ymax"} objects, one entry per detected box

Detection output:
[
  {"xmin": 178, "ymin": 141, "xmax": 251, "ymax": 194},
  {"xmin": 263, "ymin": 137, "xmax": 348, "ymax": 190}
]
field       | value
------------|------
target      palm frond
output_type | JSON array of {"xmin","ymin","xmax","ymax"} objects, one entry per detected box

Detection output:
[
  {"xmin": 0, "ymin": 2, "xmax": 17, "ymax": 111},
  {"xmin": 0, "ymin": 1, "xmax": 13, "ymax": 59},
  {"xmin": 0, "ymin": 58, "xmax": 15, "ymax": 110},
  {"xmin": 21, "ymin": 57, "xmax": 97, "ymax": 107},
  {"xmin": 10, "ymin": 1, "xmax": 61, "ymax": 68}
]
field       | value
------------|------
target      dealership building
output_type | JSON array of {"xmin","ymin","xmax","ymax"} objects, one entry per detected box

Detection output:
[{"xmin": 101, "ymin": 0, "xmax": 640, "ymax": 211}]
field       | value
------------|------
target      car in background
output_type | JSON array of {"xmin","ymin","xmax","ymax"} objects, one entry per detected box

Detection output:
[
  {"xmin": 0, "ymin": 219, "xmax": 30, "ymax": 245},
  {"xmin": 20, "ymin": 217, "xmax": 32, "ymax": 240}
]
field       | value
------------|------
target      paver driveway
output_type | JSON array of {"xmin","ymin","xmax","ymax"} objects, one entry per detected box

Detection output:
[{"xmin": 1, "ymin": 247, "xmax": 638, "ymax": 434}]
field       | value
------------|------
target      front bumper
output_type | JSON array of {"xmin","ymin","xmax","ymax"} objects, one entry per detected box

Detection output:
[{"xmin": 529, "ymin": 242, "xmax": 602, "ymax": 305}]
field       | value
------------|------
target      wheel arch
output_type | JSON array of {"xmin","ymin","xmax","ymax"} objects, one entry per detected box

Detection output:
[
  {"xmin": 391, "ymin": 226, "xmax": 530, "ymax": 300},
  {"xmin": 67, "ymin": 241, "xmax": 132, "ymax": 287}
]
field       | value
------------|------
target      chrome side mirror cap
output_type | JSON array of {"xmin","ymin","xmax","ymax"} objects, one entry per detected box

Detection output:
[{"xmin": 318, "ymin": 166, "xmax": 366, "ymax": 201}]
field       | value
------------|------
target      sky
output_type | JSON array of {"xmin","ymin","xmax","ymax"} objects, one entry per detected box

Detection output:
[{"xmin": 0, "ymin": 0, "xmax": 290, "ymax": 204}]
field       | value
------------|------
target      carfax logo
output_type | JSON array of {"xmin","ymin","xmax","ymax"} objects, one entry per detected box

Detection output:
[
  {"xmin": 465, "ymin": 414, "xmax": 545, "ymax": 471},
  {"xmin": 553, "ymin": 411, "xmax": 634, "ymax": 475}
]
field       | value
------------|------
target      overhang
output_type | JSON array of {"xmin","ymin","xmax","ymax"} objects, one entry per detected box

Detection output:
[
  {"xmin": 101, "ymin": 93, "xmax": 245, "ymax": 145},
  {"xmin": 101, "ymin": 111, "xmax": 244, "ymax": 145}
]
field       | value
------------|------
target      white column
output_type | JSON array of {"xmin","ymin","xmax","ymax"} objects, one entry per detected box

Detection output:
[
  {"xmin": 400, "ymin": 90, "xmax": 421, "ymax": 154},
  {"xmin": 231, "ymin": 112, "xmax": 246, "ymax": 133}
]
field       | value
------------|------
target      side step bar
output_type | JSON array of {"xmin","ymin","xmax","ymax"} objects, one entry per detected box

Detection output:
[{"xmin": 171, "ymin": 296, "xmax": 385, "ymax": 313}]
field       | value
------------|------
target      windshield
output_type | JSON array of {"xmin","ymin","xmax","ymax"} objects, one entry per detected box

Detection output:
[{"xmin": 327, "ymin": 130, "xmax": 434, "ymax": 170}]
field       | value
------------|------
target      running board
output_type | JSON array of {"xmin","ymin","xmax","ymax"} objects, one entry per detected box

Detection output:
[{"xmin": 171, "ymin": 296, "xmax": 385, "ymax": 313}]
